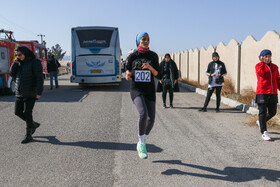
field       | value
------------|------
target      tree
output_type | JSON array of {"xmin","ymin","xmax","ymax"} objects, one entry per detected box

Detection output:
[{"xmin": 48, "ymin": 44, "xmax": 66, "ymax": 60}]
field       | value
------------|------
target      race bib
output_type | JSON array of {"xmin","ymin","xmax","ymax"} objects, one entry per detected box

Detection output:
[{"xmin": 134, "ymin": 70, "xmax": 151, "ymax": 82}]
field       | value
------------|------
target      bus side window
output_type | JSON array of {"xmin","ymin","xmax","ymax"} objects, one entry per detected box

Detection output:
[
  {"xmin": 42, "ymin": 49, "xmax": 46, "ymax": 59},
  {"xmin": 35, "ymin": 48, "xmax": 40, "ymax": 59}
]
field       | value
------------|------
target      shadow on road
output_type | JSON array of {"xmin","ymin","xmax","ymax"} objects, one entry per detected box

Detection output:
[
  {"xmin": 0, "ymin": 95, "xmax": 15, "ymax": 102},
  {"xmin": 39, "ymin": 86, "xmax": 90, "ymax": 102},
  {"xmin": 0, "ymin": 78, "xmax": 193, "ymax": 103},
  {"xmin": 32, "ymin": 136, "xmax": 163, "ymax": 153},
  {"xmin": 270, "ymin": 132, "xmax": 280, "ymax": 135},
  {"xmin": 173, "ymin": 106, "xmax": 244, "ymax": 113},
  {"xmin": 153, "ymin": 160, "xmax": 280, "ymax": 182},
  {"xmin": 0, "ymin": 78, "xmax": 130, "ymax": 103}
]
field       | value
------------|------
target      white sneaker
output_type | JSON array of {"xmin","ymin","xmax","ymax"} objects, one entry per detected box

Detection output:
[
  {"xmin": 262, "ymin": 131, "xmax": 271, "ymax": 141},
  {"xmin": 256, "ymin": 120, "xmax": 260, "ymax": 130}
]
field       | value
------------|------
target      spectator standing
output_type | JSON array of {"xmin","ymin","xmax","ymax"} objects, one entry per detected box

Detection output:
[{"xmin": 47, "ymin": 54, "xmax": 60, "ymax": 89}]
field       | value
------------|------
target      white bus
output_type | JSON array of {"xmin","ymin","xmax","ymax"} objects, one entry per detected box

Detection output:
[{"xmin": 70, "ymin": 26, "xmax": 121, "ymax": 84}]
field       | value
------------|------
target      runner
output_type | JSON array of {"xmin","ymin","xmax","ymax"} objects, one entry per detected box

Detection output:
[
  {"xmin": 255, "ymin": 49, "xmax": 280, "ymax": 141},
  {"xmin": 199, "ymin": 52, "xmax": 227, "ymax": 112},
  {"xmin": 126, "ymin": 32, "xmax": 160, "ymax": 159}
]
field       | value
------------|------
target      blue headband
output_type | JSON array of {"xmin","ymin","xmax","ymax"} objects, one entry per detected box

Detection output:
[
  {"xmin": 136, "ymin": 32, "xmax": 149, "ymax": 46},
  {"xmin": 259, "ymin": 49, "xmax": 272, "ymax": 57}
]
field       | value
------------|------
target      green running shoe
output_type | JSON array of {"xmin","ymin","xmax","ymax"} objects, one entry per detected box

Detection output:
[{"xmin": 137, "ymin": 142, "xmax": 148, "ymax": 159}]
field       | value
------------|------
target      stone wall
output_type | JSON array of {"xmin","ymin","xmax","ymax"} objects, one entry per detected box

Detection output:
[
  {"xmin": 216, "ymin": 39, "xmax": 240, "ymax": 92},
  {"xmin": 158, "ymin": 30, "xmax": 280, "ymax": 94},
  {"xmin": 240, "ymin": 31, "xmax": 280, "ymax": 93},
  {"xmin": 199, "ymin": 45, "xmax": 215, "ymax": 85},
  {"xmin": 188, "ymin": 48, "xmax": 200, "ymax": 83}
]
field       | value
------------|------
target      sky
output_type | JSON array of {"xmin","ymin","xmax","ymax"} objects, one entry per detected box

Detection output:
[{"xmin": 1, "ymin": 0, "xmax": 280, "ymax": 59}]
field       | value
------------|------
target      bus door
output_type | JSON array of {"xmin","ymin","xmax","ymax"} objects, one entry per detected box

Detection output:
[
  {"xmin": 0, "ymin": 46, "xmax": 9, "ymax": 87},
  {"xmin": 0, "ymin": 46, "xmax": 9, "ymax": 73}
]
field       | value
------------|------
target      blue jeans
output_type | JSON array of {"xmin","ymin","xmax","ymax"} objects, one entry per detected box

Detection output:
[{"xmin": 49, "ymin": 71, "xmax": 58, "ymax": 88}]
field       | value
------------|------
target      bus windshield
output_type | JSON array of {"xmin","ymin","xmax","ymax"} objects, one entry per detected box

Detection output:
[{"xmin": 76, "ymin": 30, "xmax": 113, "ymax": 48}]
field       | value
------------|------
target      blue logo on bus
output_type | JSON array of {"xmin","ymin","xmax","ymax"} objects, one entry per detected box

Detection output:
[{"xmin": 86, "ymin": 60, "xmax": 106, "ymax": 68}]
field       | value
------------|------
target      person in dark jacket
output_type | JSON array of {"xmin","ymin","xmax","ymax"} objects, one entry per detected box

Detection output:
[
  {"xmin": 126, "ymin": 32, "xmax": 160, "ymax": 159},
  {"xmin": 10, "ymin": 46, "xmax": 44, "ymax": 144},
  {"xmin": 47, "ymin": 54, "xmax": 60, "ymax": 90},
  {"xmin": 255, "ymin": 49, "xmax": 280, "ymax": 141},
  {"xmin": 157, "ymin": 53, "xmax": 179, "ymax": 108},
  {"xmin": 199, "ymin": 52, "xmax": 227, "ymax": 112}
]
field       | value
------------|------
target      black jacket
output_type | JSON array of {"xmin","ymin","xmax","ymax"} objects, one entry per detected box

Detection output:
[
  {"xmin": 206, "ymin": 60, "xmax": 227, "ymax": 84},
  {"xmin": 157, "ymin": 59, "xmax": 179, "ymax": 92},
  {"xmin": 10, "ymin": 58, "xmax": 44, "ymax": 97},
  {"xmin": 47, "ymin": 58, "xmax": 60, "ymax": 72}
]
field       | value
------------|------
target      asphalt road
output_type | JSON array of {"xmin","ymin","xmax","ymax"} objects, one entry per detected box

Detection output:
[{"xmin": 0, "ymin": 74, "xmax": 279, "ymax": 187}]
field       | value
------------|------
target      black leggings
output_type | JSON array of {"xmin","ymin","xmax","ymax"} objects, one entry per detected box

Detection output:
[
  {"xmin": 15, "ymin": 97, "xmax": 36, "ymax": 129},
  {"xmin": 133, "ymin": 95, "xmax": 156, "ymax": 136},
  {"xmin": 162, "ymin": 84, "xmax": 174, "ymax": 104},
  {"xmin": 203, "ymin": 86, "xmax": 222, "ymax": 109},
  {"xmin": 258, "ymin": 100, "xmax": 277, "ymax": 134}
]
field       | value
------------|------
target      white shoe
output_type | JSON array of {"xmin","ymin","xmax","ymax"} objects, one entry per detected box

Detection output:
[
  {"xmin": 262, "ymin": 131, "xmax": 271, "ymax": 141},
  {"xmin": 256, "ymin": 120, "xmax": 260, "ymax": 130}
]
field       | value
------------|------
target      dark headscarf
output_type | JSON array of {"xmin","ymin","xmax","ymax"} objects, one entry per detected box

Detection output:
[
  {"xmin": 212, "ymin": 52, "xmax": 219, "ymax": 58},
  {"xmin": 15, "ymin": 46, "xmax": 36, "ymax": 62},
  {"xmin": 164, "ymin": 53, "xmax": 171, "ymax": 59}
]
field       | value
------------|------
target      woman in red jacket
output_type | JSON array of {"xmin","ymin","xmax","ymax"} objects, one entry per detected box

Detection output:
[{"xmin": 255, "ymin": 49, "xmax": 280, "ymax": 141}]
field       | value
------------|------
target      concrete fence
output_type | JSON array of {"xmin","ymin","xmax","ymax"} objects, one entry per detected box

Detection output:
[
  {"xmin": 200, "ymin": 45, "xmax": 215, "ymax": 86},
  {"xmin": 159, "ymin": 30, "xmax": 280, "ymax": 94}
]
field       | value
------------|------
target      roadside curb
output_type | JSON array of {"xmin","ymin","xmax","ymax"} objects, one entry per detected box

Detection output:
[
  {"xmin": 179, "ymin": 81, "xmax": 259, "ymax": 115},
  {"xmin": 178, "ymin": 82, "xmax": 196, "ymax": 92}
]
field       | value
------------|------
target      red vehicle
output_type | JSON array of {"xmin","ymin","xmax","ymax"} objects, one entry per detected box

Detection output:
[
  {"xmin": 0, "ymin": 30, "xmax": 19, "ymax": 94},
  {"xmin": 0, "ymin": 30, "xmax": 48, "ymax": 94}
]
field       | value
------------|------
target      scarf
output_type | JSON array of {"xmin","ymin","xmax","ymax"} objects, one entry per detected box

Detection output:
[{"xmin": 137, "ymin": 46, "xmax": 150, "ymax": 53}]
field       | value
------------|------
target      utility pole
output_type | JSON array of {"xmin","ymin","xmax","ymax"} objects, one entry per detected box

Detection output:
[{"xmin": 37, "ymin": 34, "xmax": 45, "ymax": 44}]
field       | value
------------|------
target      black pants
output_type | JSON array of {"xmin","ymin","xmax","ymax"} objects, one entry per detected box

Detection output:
[
  {"xmin": 162, "ymin": 84, "xmax": 174, "ymax": 104},
  {"xmin": 15, "ymin": 97, "xmax": 36, "ymax": 129},
  {"xmin": 257, "ymin": 96, "xmax": 277, "ymax": 134},
  {"xmin": 133, "ymin": 95, "xmax": 156, "ymax": 136},
  {"xmin": 203, "ymin": 86, "xmax": 222, "ymax": 109}
]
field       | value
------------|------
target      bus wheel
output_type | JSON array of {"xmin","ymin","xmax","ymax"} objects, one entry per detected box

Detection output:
[{"xmin": 79, "ymin": 83, "xmax": 87, "ymax": 87}]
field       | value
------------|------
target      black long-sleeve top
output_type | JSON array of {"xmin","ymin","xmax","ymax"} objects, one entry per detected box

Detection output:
[{"xmin": 126, "ymin": 50, "xmax": 160, "ymax": 101}]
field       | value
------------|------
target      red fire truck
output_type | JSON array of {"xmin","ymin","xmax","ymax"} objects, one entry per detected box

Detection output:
[{"xmin": 0, "ymin": 30, "xmax": 48, "ymax": 94}]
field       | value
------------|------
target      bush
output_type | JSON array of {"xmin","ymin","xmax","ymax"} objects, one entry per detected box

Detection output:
[
  {"xmin": 179, "ymin": 78, "xmax": 208, "ymax": 89},
  {"xmin": 180, "ymin": 77, "xmax": 236, "ymax": 96},
  {"xmin": 221, "ymin": 78, "xmax": 235, "ymax": 96},
  {"xmin": 239, "ymin": 88, "xmax": 256, "ymax": 105}
]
